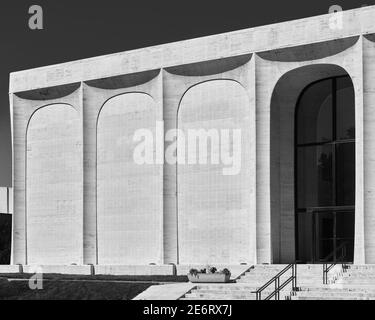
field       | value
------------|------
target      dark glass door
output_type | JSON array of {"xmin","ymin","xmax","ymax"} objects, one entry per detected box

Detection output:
[
  {"xmin": 297, "ymin": 209, "xmax": 354, "ymax": 263},
  {"xmin": 315, "ymin": 211, "xmax": 334, "ymax": 261},
  {"xmin": 295, "ymin": 76, "xmax": 355, "ymax": 263},
  {"xmin": 314, "ymin": 210, "xmax": 354, "ymax": 262}
]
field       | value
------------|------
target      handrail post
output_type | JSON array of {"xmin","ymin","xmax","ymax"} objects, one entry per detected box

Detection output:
[
  {"xmin": 275, "ymin": 278, "xmax": 278, "ymax": 300},
  {"xmin": 277, "ymin": 277, "xmax": 280, "ymax": 300},
  {"xmin": 292, "ymin": 264, "xmax": 297, "ymax": 291},
  {"xmin": 323, "ymin": 264, "xmax": 327, "ymax": 284}
]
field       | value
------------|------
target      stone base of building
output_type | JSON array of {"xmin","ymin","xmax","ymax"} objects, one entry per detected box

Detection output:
[
  {"xmin": 0, "ymin": 264, "xmax": 253, "ymax": 277},
  {"xmin": 0, "ymin": 265, "xmax": 22, "ymax": 273},
  {"xmin": 22, "ymin": 265, "xmax": 94, "ymax": 275},
  {"xmin": 1, "ymin": 264, "xmax": 176, "ymax": 276},
  {"xmin": 94, "ymin": 265, "xmax": 175, "ymax": 276}
]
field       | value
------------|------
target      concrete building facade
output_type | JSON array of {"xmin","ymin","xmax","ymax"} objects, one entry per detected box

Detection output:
[{"xmin": 8, "ymin": 6, "xmax": 375, "ymax": 271}]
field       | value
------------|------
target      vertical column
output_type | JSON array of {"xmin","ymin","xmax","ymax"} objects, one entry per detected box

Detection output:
[
  {"xmin": 162, "ymin": 71, "xmax": 179, "ymax": 264},
  {"xmin": 10, "ymin": 94, "xmax": 28, "ymax": 265},
  {"xmin": 346, "ymin": 37, "xmax": 365, "ymax": 265},
  {"xmin": 254, "ymin": 54, "xmax": 273, "ymax": 263},
  {"xmin": 363, "ymin": 35, "xmax": 375, "ymax": 263},
  {"xmin": 82, "ymin": 83, "xmax": 98, "ymax": 265}
]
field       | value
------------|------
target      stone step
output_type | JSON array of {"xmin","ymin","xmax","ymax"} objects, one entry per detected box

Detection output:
[
  {"xmin": 338, "ymin": 278, "xmax": 375, "ymax": 283},
  {"xmin": 180, "ymin": 296, "xmax": 257, "ymax": 300},
  {"xmin": 298, "ymin": 287, "xmax": 375, "ymax": 293},
  {"xmin": 185, "ymin": 293, "xmax": 257, "ymax": 300},
  {"xmin": 185, "ymin": 292, "xmax": 291, "ymax": 300},
  {"xmin": 190, "ymin": 289, "xmax": 275, "ymax": 295},
  {"xmin": 195, "ymin": 286, "xmax": 258, "ymax": 291},
  {"xmin": 294, "ymin": 291, "xmax": 375, "ymax": 298},
  {"xmin": 291, "ymin": 296, "xmax": 375, "ymax": 300},
  {"xmin": 330, "ymin": 284, "xmax": 375, "ymax": 289},
  {"xmin": 343, "ymin": 276, "xmax": 375, "ymax": 279},
  {"xmin": 195, "ymin": 284, "xmax": 258, "ymax": 291}
]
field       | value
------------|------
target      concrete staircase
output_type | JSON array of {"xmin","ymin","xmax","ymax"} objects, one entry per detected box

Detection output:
[
  {"xmin": 181, "ymin": 265, "xmax": 292, "ymax": 300},
  {"xmin": 180, "ymin": 264, "xmax": 370, "ymax": 300},
  {"xmin": 292, "ymin": 265, "xmax": 375, "ymax": 300}
]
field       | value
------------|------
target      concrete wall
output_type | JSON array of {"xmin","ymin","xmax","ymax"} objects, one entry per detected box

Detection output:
[
  {"xmin": 97, "ymin": 93, "xmax": 162, "ymax": 264},
  {"xmin": 177, "ymin": 80, "xmax": 253, "ymax": 264},
  {"xmin": 26, "ymin": 104, "xmax": 82, "ymax": 265},
  {"xmin": 8, "ymin": 6, "xmax": 375, "ymax": 266}
]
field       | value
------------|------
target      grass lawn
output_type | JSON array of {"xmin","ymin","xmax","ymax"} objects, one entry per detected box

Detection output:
[{"xmin": 0, "ymin": 274, "xmax": 188, "ymax": 300}]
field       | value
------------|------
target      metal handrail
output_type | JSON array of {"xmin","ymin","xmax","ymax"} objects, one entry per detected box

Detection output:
[
  {"xmin": 323, "ymin": 242, "xmax": 348, "ymax": 284},
  {"xmin": 253, "ymin": 264, "xmax": 297, "ymax": 300}
]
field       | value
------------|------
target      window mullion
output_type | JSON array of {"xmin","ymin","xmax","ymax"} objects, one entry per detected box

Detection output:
[{"xmin": 332, "ymin": 78, "xmax": 337, "ymax": 207}]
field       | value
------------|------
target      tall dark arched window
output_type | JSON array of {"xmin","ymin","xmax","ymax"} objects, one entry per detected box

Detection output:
[{"xmin": 295, "ymin": 75, "xmax": 355, "ymax": 263}]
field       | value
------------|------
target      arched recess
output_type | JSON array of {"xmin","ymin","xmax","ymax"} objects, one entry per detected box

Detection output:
[
  {"xmin": 97, "ymin": 92, "xmax": 162, "ymax": 265},
  {"xmin": 270, "ymin": 64, "xmax": 355, "ymax": 263},
  {"xmin": 177, "ymin": 79, "xmax": 254, "ymax": 265},
  {"xmin": 26, "ymin": 103, "xmax": 82, "ymax": 265}
]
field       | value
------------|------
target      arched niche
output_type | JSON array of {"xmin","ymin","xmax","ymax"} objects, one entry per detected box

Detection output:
[
  {"xmin": 26, "ymin": 103, "xmax": 82, "ymax": 265},
  {"xmin": 177, "ymin": 79, "xmax": 254, "ymax": 264},
  {"xmin": 96, "ymin": 92, "xmax": 162, "ymax": 265}
]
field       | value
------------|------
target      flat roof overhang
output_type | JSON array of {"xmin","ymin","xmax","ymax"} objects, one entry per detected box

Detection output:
[{"xmin": 9, "ymin": 5, "xmax": 375, "ymax": 93}]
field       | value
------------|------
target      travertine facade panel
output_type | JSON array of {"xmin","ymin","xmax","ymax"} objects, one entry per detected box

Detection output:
[
  {"xmin": 177, "ymin": 80, "xmax": 253, "ymax": 264},
  {"xmin": 97, "ymin": 93, "xmax": 162, "ymax": 264},
  {"xmin": 26, "ymin": 104, "xmax": 82, "ymax": 265}
]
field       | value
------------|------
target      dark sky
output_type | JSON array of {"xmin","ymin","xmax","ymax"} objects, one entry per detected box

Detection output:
[{"xmin": 0, "ymin": 0, "xmax": 370, "ymax": 186}]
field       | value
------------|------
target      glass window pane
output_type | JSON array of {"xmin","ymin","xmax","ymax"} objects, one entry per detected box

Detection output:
[
  {"xmin": 297, "ymin": 79, "xmax": 333, "ymax": 144},
  {"xmin": 336, "ymin": 211, "xmax": 355, "ymax": 239},
  {"xmin": 318, "ymin": 213, "xmax": 334, "ymax": 239},
  {"xmin": 297, "ymin": 213, "xmax": 313, "ymax": 262},
  {"xmin": 297, "ymin": 145, "xmax": 334, "ymax": 208},
  {"xmin": 336, "ymin": 76, "xmax": 355, "ymax": 140},
  {"xmin": 336, "ymin": 142, "xmax": 355, "ymax": 206},
  {"xmin": 318, "ymin": 239, "xmax": 334, "ymax": 261}
]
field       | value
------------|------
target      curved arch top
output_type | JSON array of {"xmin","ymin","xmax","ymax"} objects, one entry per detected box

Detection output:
[
  {"xmin": 177, "ymin": 78, "xmax": 248, "ymax": 117},
  {"xmin": 272, "ymin": 64, "xmax": 351, "ymax": 95},
  {"xmin": 97, "ymin": 91, "xmax": 155, "ymax": 124}
]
